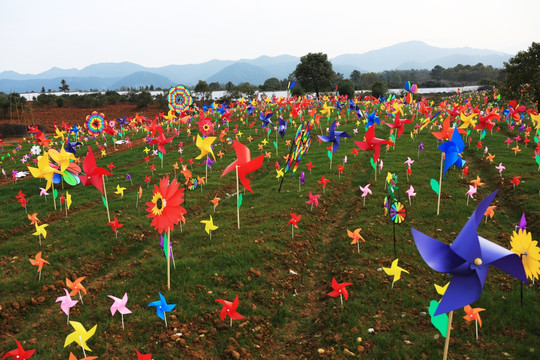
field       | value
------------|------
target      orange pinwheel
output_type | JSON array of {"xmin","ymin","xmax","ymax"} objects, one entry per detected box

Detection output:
[
  {"xmin": 66, "ymin": 277, "xmax": 87, "ymax": 296},
  {"xmin": 69, "ymin": 352, "xmax": 98, "ymax": 360},
  {"xmin": 27, "ymin": 213, "xmax": 40, "ymax": 225},
  {"xmin": 470, "ymin": 175, "xmax": 484, "ymax": 188},
  {"xmin": 211, "ymin": 195, "xmax": 220, "ymax": 211},
  {"xmin": 347, "ymin": 228, "xmax": 365, "ymax": 253},
  {"xmin": 29, "ymin": 252, "xmax": 50, "ymax": 272},
  {"xmin": 463, "ymin": 305, "xmax": 485, "ymax": 327},
  {"xmin": 484, "ymin": 205, "xmax": 496, "ymax": 219},
  {"xmin": 431, "ymin": 116, "xmax": 466, "ymax": 141}
]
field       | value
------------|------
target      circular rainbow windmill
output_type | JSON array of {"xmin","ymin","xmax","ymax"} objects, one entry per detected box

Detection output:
[{"xmin": 168, "ymin": 85, "xmax": 193, "ymax": 112}]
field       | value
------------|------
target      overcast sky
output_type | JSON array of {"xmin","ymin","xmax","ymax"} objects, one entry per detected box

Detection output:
[{"xmin": 1, "ymin": 0, "xmax": 539, "ymax": 74}]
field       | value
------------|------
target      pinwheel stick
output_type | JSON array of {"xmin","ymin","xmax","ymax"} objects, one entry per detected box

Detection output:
[
  {"xmin": 329, "ymin": 144, "xmax": 333, "ymax": 170},
  {"xmin": 236, "ymin": 166, "xmax": 240, "ymax": 229},
  {"xmin": 475, "ymin": 318, "xmax": 479, "ymax": 340},
  {"xmin": 437, "ymin": 152, "xmax": 443, "ymax": 216},
  {"xmin": 102, "ymin": 176, "xmax": 111, "ymax": 223},
  {"xmin": 442, "ymin": 311, "xmax": 453, "ymax": 360},
  {"xmin": 79, "ymin": 336, "xmax": 87, "ymax": 358},
  {"xmin": 167, "ymin": 229, "xmax": 171, "ymax": 290},
  {"xmin": 52, "ymin": 181, "xmax": 57, "ymax": 210},
  {"xmin": 122, "ymin": 313, "xmax": 125, "ymax": 330}
]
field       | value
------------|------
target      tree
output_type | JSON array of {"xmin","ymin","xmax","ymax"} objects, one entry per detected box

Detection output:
[
  {"xmin": 371, "ymin": 81, "xmax": 387, "ymax": 99},
  {"xmin": 350, "ymin": 70, "xmax": 361, "ymax": 89},
  {"xmin": 194, "ymin": 80, "xmax": 212, "ymax": 102},
  {"xmin": 338, "ymin": 80, "xmax": 355, "ymax": 99},
  {"xmin": 293, "ymin": 53, "xmax": 335, "ymax": 98},
  {"xmin": 261, "ymin": 77, "xmax": 281, "ymax": 91},
  {"xmin": 359, "ymin": 73, "xmax": 378, "ymax": 89},
  {"xmin": 430, "ymin": 65, "xmax": 444, "ymax": 81},
  {"xmin": 504, "ymin": 42, "xmax": 540, "ymax": 111},
  {"xmin": 59, "ymin": 79, "xmax": 70, "ymax": 92}
]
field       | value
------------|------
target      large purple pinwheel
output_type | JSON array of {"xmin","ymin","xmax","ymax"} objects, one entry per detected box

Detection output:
[
  {"xmin": 411, "ymin": 191, "xmax": 527, "ymax": 316},
  {"xmin": 318, "ymin": 120, "xmax": 350, "ymax": 154},
  {"xmin": 438, "ymin": 127, "xmax": 466, "ymax": 178}
]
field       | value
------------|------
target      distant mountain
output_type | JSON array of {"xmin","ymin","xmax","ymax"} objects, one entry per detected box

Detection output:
[
  {"xmin": 206, "ymin": 62, "xmax": 276, "ymax": 85},
  {"xmin": 108, "ymin": 71, "xmax": 175, "ymax": 90},
  {"xmin": 0, "ymin": 41, "xmax": 512, "ymax": 92}
]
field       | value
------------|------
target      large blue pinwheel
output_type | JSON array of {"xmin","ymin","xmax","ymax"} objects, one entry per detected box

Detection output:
[
  {"xmin": 318, "ymin": 120, "xmax": 350, "ymax": 154},
  {"xmin": 412, "ymin": 191, "xmax": 527, "ymax": 316},
  {"xmin": 366, "ymin": 110, "xmax": 379, "ymax": 128},
  {"xmin": 438, "ymin": 127, "xmax": 466, "ymax": 178},
  {"xmin": 148, "ymin": 292, "xmax": 176, "ymax": 321}
]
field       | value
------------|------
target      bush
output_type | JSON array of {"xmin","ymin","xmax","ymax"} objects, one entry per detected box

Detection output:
[{"xmin": 371, "ymin": 81, "xmax": 388, "ymax": 99}]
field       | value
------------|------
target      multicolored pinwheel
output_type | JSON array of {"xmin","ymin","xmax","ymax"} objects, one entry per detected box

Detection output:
[{"xmin": 168, "ymin": 85, "xmax": 193, "ymax": 112}]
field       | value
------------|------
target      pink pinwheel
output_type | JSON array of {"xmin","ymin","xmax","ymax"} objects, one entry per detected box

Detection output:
[
  {"xmin": 495, "ymin": 162, "xmax": 505, "ymax": 177},
  {"xmin": 359, "ymin": 183, "xmax": 371, "ymax": 206},
  {"xmin": 404, "ymin": 156, "xmax": 414, "ymax": 168},
  {"xmin": 406, "ymin": 185, "xmax": 416, "ymax": 205},
  {"xmin": 108, "ymin": 293, "xmax": 131, "ymax": 330},
  {"xmin": 215, "ymin": 295, "xmax": 244, "ymax": 327},
  {"xmin": 56, "ymin": 288, "xmax": 78, "ymax": 323},
  {"xmin": 327, "ymin": 277, "xmax": 353, "ymax": 306},
  {"xmin": 465, "ymin": 185, "xmax": 477, "ymax": 205},
  {"xmin": 287, "ymin": 213, "xmax": 301, "ymax": 238},
  {"xmin": 504, "ymin": 137, "xmax": 512, "ymax": 147},
  {"xmin": 306, "ymin": 192, "xmax": 321, "ymax": 211}
]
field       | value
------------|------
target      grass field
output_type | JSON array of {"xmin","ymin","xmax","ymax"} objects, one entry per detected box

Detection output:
[{"xmin": 0, "ymin": 93, "xmax": 539, "ymax": 359}]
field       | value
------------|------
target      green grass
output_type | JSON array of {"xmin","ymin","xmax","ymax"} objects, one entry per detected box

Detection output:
[{"xmin": 0, "ymin": 96, "xmax": 539, "ymax": 359}]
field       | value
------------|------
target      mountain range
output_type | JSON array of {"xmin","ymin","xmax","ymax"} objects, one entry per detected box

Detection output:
[{"xmin": 0, "ymin": 41, "xmax": 511, "ymax": 93}]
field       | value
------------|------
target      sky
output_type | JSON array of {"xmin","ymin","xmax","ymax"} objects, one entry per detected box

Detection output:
[{"xmin": 1, "ymin": 0, "xmax": 539, "ymax": 74}]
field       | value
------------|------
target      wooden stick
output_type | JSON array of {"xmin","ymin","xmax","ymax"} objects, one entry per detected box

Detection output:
[
  {"xmin": 442, "ymin": 311, "xmax": 453, "ymax": 360},
  {"xmin": 102, "ymin": 176, "xmax": 111, "ymax": 223},
  {"xmin": 437, "ymin": 152, "xmax": 443, "ymax": 216}
]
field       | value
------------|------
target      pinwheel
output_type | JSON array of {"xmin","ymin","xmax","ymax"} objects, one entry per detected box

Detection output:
[
  {"xmin": 465, "ymin": 185, "xmax": 477, "ymax": 205},
  {"xmin": 29, "ymin": 252, "xmax": 49, "ymax": 281},
  {"xmin": 56, "ymin": 288, "xmax": 78, "ymax": 323},
  {"xmin": 32, "ymin": 223, "xmax": 48, "ymax": 246},
  {"xmin": 278, "ymin": 116, "xmax": 287, "ymax": 138},
  {"xmin": 85, "ymin": 111, "xmax": 105, "ymax": 135},
  {"xmin": 389, "ymin": 202, "xmax": 406, "ymax": 224},
  {"xmin": 66, "ymin": 277, "xmax": 87, "ymax": 303},
  {"xmin": 107, "ymin": 216, "xmax": 123, "ymax": 237},
  {"xmin": 404, "ymin": 157, "xmax": 414, "ymax": 168},
  {"xmin": 195, "ymin": 134, "xmax": 217, "ymax": 161},
  {"xmin": 347, "ymin": 228, "xmax": 365, "ymax": 253},
  {"xmin": 168, "ymin": 85, "xmax": 192, "ymax": 112},
  {"xmin": 216, "ymin": 295, "xmax": 244, "ymax": 327},
  {"xmin": 201, "ymin": 215, "xmax": 218, "ymax": 240},
  {"xmin": 2, "ymin": 339, "xmax": 35, "ymax": 359},
  {"xmin": 385, "ymin": 113, "xmax": 412, "ymax": 142},
  {"xmin": 68, "ymin": 352, "xmax": 98, "ymax": 360},
  {"xmin": 148, "ymin": 292, "xmax": 176, "ymax": 327},
  {"xmin": 80, "ymin": 147, "xmax": 113, "ymax": 221},
  {"xmin": 327, "ymin": 277, "xmax": 353, "ymax": 306},
  {"xmin": 260, "ymin": 111, "xmax": 273, "ymax": 128},
  {"xmin": 150, "ymin": 132, "xmax": 174, "ymax": 168},
  {"xmin": 221, "ymin": 140, "xmax": 264, "ymax": 194},
  {"xmin": 136, "ymin": 350, "xmax": 152, "ymax": 360},
  {"xmin": 411, "ymin": 191, "xmax": 527, "ymax": 359},
  {"xmin": 382, "ymin": 259, "xmax": 409, "ymax": 288},
  {"xmin": 108, "ymin": 293, "xmax": 132, "ymax": 330},
  {"xmin": 64, "ymin": 321, "xmax": 97, "ymax": 358},
  {"xmin": 287, "ymin": 213, "xmax": 301, "ymax": 238},
  {"xmin": 495, "ymin": 162, "xmax": 505, "ymax": 177},
  {"xmin": 365, "ymin": 110, "xmax": 380, "ymax": 128},
  {"xmin": 318, "ymin": 121, "xmax": 350, "ymax": 169},
  {"xmin": 359, "ymin": 183, "xmax": 371, "ymax": 206},
  {"xmin": 510, "ymin": 228, "xmax": 540, "ymax": 282},
  {"xmin": 463, "ymin": 305, "xmax": 485, "ymax": 339},
  {"xmin": 114, "ymin": 184, "xmax": 126, "ymax": 198},
  {"xmin": 28, "ymin": 152, "xmax": 62, "ymax": 208},
  {"xmin": 211, "ymin": 195, "xmax": 220, "ymax": 212},
  {"xmin": 354, "ymin": 125, "xmax": 394, "ymax": 177},
  {"xmin": 439, "ymin": 127, "xmax": 466, "ymax": 178},
  {"xmin": 432, "ymin": 116, "xmax": 466, "ymax": 141},
  {"xmin": 305, "ymin": 161, "xmax": 314, "ymax": 173},
  {"xmin": 27, "ymin": 213, "xmax": 40, "ymax": 225},
  {"xmin": 510, "ymin": 175, "xmax": 521, "ymax": 189},
  {"xmin": 317, "ymin": 175, "xmax": 330, "ymax": 193},
  {"xmin": 406, "ymin": 185, "xmax": 416, "ymax": 205},
  {"xmin": 306, "ymin": 192, "xmax": 321, "ymax": 212}
]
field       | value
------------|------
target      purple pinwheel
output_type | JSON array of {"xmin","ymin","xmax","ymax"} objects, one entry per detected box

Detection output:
[
  {"xmin": 412, "ymin": 191, "xmax": 527, "ymax": 316},
  {"xmin": 260, "ymin": 112, "xmax": 273, "ymax": 128},
  {"xmin": 278, "ymin": 116, "xmax": 287, "ymax": 138},
  {"xmin": 438, "ymin": 127, "xmax": 465, "ymax": 178},
  {"xmin": 318, "ymin": 121, "xmax": 350, "ymax": 154},
  {"xmin": 247, "ymin": 104, "xmax": 254, "ymax": 116},
  {"xmin": 517, "ymin": 213, "xmax": 526, "ymax": 231},
  {"xmin": 300, "ymin": 171, "xmax": 305, "ymax": 185},
  {"xmin": 204, "ymin": 156, "xmax": 215, "ymax": 169}
]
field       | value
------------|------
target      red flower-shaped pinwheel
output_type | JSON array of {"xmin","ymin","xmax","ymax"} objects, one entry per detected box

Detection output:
[
  {"xmin": 327, "ymin": 277, "xmax": 353, "ymax": 305},
  {"xmin": 146, "ymin": 175, "xmax": 186, "ymax": 234}
]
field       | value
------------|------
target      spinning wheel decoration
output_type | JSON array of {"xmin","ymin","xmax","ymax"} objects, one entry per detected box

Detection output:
[
  {"xmin": 390, "ymin": 201, "xmax": 407, "ymax": 224},
  {"xmin": 168, "ymin": 85, "xmax": 193, "ymax": 112}
]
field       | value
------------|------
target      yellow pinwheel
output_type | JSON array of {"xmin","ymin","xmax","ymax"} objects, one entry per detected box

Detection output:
[
  {"xmin": 510, "ymin": 229, "xmax": 540, "ymax": 281},
  {"xmin": 65, "ymin": 191, "xmax": 72, "ymax": 210},
  {"xmin": 115, "ymin": 184, "xmax": 126, "ymax": 198},
  {"xmin": 49, "ymin": 146, "xmax": 76, "ymax": 173},
  {"xmin": 383, "ymin": 259, "xmax": 409, "ymax": 288},
  {"xmin": 28, "ymin": 152, "xmax": 62, "ymax": 191},
  {"xmin": 201, "ymin": 216, "xmax": 218, "ymax": 238},
  {"xmin": 33, "ymin": 223, "xmax": 48, "ymax": 239},
  {"xmin": 458, "ymin": 112, "xmax": 478, "ymax": 129},
  {"xmin": 195, "ymin": 134, "xmax": 217, "ymax": 160},
  {"xmin": 64, "ymin": 321, "xmax": 97, "ymax": 355}
]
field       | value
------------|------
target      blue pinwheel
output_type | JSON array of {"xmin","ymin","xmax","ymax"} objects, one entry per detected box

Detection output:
[
  {"xmin": 148, "ymin": 292, "xmax": 176, "ymax": 325},
  {"xmin": 260, "ymin": 112, "xmax": 273, "ymax": 128},
  {"xmin": 65, "ymin": 141, "xmax": 82, "ymax": 155},
  {"xmin": 318, "ymin": 121, "xmax": 350, "ymax": 154},
  {"xmin": 247, "ymin": 104, "xmax": 254, "ymax": 116},
  {"xmin": 278, "ymin": 116, "xmax": 287, "ymax": 138},
  {"xmin": 366, "ymin": 110, "xmax": 379, "ymax": 128},
  {"xmin": 438, "ymin": 127, "xmax": 466, "ymax": 178},
  {"xmin": 70, "ymin": 125, "xmax": 82, "ymax": 136},
  {"xmin": 412, "ymin": 191, "xmax": 527, "ymax": 316}
]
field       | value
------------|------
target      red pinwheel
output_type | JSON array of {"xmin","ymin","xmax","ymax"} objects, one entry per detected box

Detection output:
[
  {"xmin": 146, "ymin": 175, "xmax": 186, "ymax": 234},
  {"xmin": 215, "ymin": 295, "xmax": 244, "ymax": 326},
  {"xmin": 353, "ymin": 124, "xmax": 394, "ymax": 162},
  {"xmin": 432, "ymin": 116, "xmax": 466, "ymax": 141},
  {"xmin": 150, "ymin": 132, "xmax": 173, "ymax": 155},
  {"xmin": 327, "ymin": 277, "xmax": 353, "ymax": 306},
  {"xmin": 80, "ymin": 147, "xmax": 112, "ymax": 194},
  {"xmin": 287, "ymin": 213, "xmax": 301, "ymax": 238},
  {"xmin": 317, "ymin": 175, "xmax": 330, "ymax": 193},
  {"xmin": 2, "ymin": 339, "xmax": 35, "ymax": 359},
  {"xmin": 385, "ymin": 113, "xmax": 412, "ymax": 138},
  {"xmin": 135, "ymin": 350, "xmax": 152, "ymax": 360},
  {"xmin": 221, "ymin": 140, "xmax": 264, "ymax": 193},
  {"xmin": 305, "ymin": 161, "xmax": 315, "ymax": 172},
  {"xmin": 510, "ymin": 175, "xmax": 521, "ymax": 188},
  {"xmin": 107, "ymin": 216, "xmax": 123, "ymax": 236},
  {"xmin": 16, "ymin": 190, "xmax": 28, "ymax": 208}
]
